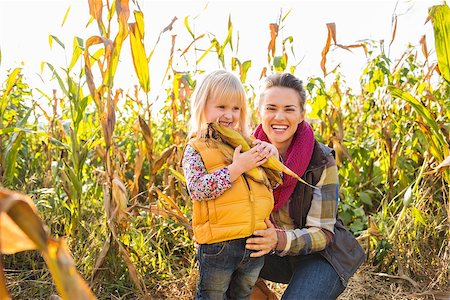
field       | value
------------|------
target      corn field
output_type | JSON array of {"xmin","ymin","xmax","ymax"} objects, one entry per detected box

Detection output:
[{"xmin": 0, "ymin": 1, "xmax": 449, "ymax": 299}]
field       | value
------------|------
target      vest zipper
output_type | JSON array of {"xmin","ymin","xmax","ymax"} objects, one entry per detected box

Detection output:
[{"xmin": 243, "ymin": 175, "xmax": 255, "ymax": 233}]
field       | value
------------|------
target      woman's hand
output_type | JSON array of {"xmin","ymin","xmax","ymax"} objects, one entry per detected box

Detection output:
[
  {"xmin": 246, "ymin": 218, "xmax": 278, "ymax": 257},
  {"xmin": 228, "ymin": 145, "xmax": 268, "ymax": 181},
  {"xmin": 252, "ymin": 139, "xmax": 279, "ymax": 159}
]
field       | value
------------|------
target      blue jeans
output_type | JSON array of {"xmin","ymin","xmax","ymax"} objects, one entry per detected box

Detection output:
[
  {"xmin": 259, "ymin": 253, "xmax": 346, "ymax": 300},
  {"xmin": 196, "ymin": 237, "xmax": 264, "ymax": 300}
]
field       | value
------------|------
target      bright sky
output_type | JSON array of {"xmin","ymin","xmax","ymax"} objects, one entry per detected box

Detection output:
[{"xmin": 0, "ymin": 0, "xmax": 447, "ymax": 103}]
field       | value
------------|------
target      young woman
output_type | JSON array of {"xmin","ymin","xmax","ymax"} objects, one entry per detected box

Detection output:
[{"xmin": 246, "ymin": 73, "xmax": 365, "ymax": 299}]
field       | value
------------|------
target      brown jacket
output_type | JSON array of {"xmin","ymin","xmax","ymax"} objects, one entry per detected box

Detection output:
[{"xmin": 291, "ymin": 141, "xmax": 366, "ymax": 285}]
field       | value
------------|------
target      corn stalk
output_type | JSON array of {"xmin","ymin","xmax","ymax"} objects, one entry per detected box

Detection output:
[
  {"xmin": 0, "ymin": 68, "xmax": 31, "ymax": 186},
  {"xmin": 84, "ymin": 0, "xmax": 148, "ymax": 298}
]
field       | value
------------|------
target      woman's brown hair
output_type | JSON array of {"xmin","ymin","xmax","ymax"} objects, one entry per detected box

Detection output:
[{"xmin": 260, "ymin": 73, "xmax": 306, "ymax": 112}]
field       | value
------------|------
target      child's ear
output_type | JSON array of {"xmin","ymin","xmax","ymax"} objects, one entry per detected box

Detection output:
[{"xmin": 257, "ymin": 107, "xmax": 261, "ymax": 119}]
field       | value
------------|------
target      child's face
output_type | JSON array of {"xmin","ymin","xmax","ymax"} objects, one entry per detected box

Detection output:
[{"xmin": 204, "ymin": 97, "xmax": 241, "ymax": 128}]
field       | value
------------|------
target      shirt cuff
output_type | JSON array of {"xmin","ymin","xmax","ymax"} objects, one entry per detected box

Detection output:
[
  {"xmin": 223, "ymin": 166, "xmax": 232, "ymax": 183},
  {"xmin": 275, "ymin": 229, "xmax": 287, "ymax": 252}
]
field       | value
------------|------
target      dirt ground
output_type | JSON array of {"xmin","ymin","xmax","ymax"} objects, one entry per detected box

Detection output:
[
  {"xmin": 337, "ymin": 265, "xmax": 449, "ymax": 300},
  {"xmin": 5, "ymin": 261, "xmax": 448, "ymax": 299},
  {"xmin": 152, "ymin": 264, "xmax": 450, "ymax": 300}
]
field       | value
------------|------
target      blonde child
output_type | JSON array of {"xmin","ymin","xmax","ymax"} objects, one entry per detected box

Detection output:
[{"xmin": 182, "ymin": 70, "xmax": 277, "ymax": 299}]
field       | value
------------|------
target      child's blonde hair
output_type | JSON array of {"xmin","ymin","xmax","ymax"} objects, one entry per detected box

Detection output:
[{"xmin": 189, "ymin": 70, "xmax": 249, "ymax": 138}]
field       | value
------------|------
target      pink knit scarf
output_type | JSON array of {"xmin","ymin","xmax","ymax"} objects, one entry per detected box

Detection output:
[{"xmin": 253, "ymin": 121, "xmax": 315, "ymax": 211}]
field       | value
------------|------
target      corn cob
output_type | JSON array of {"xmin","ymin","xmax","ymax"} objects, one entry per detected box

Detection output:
[
  {"xmin": 209, "ymin": 123, "xmax": 252, "ymax": 151},
  {"xmin": 209, "ymin": 123, "xmax": 318, "ymax": 189},
  {"xmin": 210, "ymin": 138, "xmax": 270, "ymax": 185}
]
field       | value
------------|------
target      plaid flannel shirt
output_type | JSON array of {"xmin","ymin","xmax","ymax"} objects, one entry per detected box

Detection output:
[{"xmin": 272, "ymin": 163, "xmax": 338, "ymax": 256}]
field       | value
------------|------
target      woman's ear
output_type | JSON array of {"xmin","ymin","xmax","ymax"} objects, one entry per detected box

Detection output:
[{"xmin": 298, "ymin": 110, "xmax": 306, "ymax": 123}]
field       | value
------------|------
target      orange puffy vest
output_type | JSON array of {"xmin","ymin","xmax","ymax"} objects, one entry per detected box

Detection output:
[{"xmin": 188, "ymin": 138, "xmax": 274, "ymax": 244}]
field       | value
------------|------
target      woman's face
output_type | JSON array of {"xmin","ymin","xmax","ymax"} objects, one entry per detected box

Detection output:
[{"xmin": 259, "ymin": 86, "xmax": 305, "ymax": 154}]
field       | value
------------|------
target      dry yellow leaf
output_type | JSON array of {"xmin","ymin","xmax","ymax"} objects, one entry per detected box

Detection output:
[
  {"xmin": 0, "ymin": 188, "xmax": 97, "ymax": 299},
  {"xmin": 43, "ymin": 239, "xmax": 97, "ymax": 300},
  {"xmin": 0, "ymin": 212, "xmax": 36, "ymax": 254}
]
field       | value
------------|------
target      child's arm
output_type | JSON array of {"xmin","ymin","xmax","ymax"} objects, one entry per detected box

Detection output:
[
  {"xmin": 182, "ymin": 144, "xmax": 268, "ymax": 201},
  {"xmin": 182, "ymin": 145, "xmax": 232, "ymax": 201}
]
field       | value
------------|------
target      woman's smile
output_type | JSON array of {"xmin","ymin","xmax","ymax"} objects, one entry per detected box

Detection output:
[{"xmin": 271, "ymin": 124, "xmax": 289, "ymax": 133}]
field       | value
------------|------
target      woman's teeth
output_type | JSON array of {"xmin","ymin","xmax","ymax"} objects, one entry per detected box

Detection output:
[{"xmin": 272, "ymin": 125, "xmax": 287, "ymax": 131}]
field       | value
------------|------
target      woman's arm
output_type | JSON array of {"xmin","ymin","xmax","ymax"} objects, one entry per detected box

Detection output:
[
  {"xmin": 274, "ymin": 164, "xmax": 338, "ymax": 256},
  {"xmin": 247, "ymin": 163, "xmax": 338, "ymax": 257},
  {"xmin": 182, "ymin": 144, "xmax": 232, "ymax": 201}
]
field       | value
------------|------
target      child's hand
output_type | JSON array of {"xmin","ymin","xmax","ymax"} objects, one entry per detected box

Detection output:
[
  {"xmin": 228, "ymin": 145, "xmax": 267, "ymax": 181},
  {"xmin": 252, "ymin": 139, "xmax": 279, "ymax": 160}
]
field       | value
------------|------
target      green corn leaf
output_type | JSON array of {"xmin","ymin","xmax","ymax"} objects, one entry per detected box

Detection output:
[
  {"xmin": 223, "ymin": 15, "xmax": 233, "ymax": 51},
  {"xmin": 60, "ymin": 167, "xmax": 77, "ymax": 201},
  {"xmin": 169, "ymin": 167, "xmax": 186, "ymax": 183},
  {"xmin": 45, "ymin": 63, "xmax": 69, "ymax": 96},
  {"xmin": 240, "ymin": 60, "xmax": 252, "ymax": 83},
  {"xmin": 184, "ymin": 16, "xmax": 195, "ymax": 38},
  {"xmin": 106, "ymin": 0, "xmax": 130, "ymax": 87},
  {"xmin": 75, "ymin": 96, "xmax": 89, "ymax": 126},
  {"xmin": 4, "ymin": 131, "xmax": 25, "ymax": 184},
  {"xmin": 411, "ymin": 207, "xmax": 426, "ymax": 226},
  {"xmin": 61, "ymin": 5, "xmax": 71, "ymax": 27},
  {"xmin": 68, "ymin": 37, "xmax": 84, "ymax": 72},
  {"xmin": 196, "ymin": 41, "xmax": 216, "ymax": 64},
  {"xmin": 429, "ymin": 4, "xmax": 450, "ymax": 84},
  {"xmin": 135, "ymin": 11, "xmax": 145, "ymax": 37},
  {"xmin": 282, "ymin": 8, "xmax": 292, "ymax": 22},
  {"xmin": 231, "ymin": 57, "xmax": 239, "ymax": 71},
  {"xmin": 130, "ymin": 21, "xmax": 150, "ymax": 93},
  {"xmin": 0, "ymin": 68, "xmax": 21, "ymax": 118},
  {"xmin": 4, "ymin": 108, "xmax": 32, "ymax": 184},
  {"xmin": 48, "ymin": 35, "xmax": 65, "ymax": 50},
  {"xmin": 389, "ymin": 86, "xmax": 447, "ymax": 160}
]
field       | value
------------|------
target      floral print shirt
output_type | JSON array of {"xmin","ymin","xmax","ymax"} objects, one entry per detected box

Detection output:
[{"xmin": 182, "ymin": 144, "xmax": 232, "ymax": 201}]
